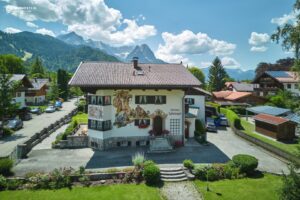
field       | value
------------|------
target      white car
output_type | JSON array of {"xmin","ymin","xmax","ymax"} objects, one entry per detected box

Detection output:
[{"xmin": 45, "ymin": 106, "xmax": 56, "ymax": 113}]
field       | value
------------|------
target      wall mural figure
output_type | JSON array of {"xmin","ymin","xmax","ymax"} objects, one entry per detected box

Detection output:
[{"xmin": 113, "ymin": 90, "xmax": 150, "ymax": 128}]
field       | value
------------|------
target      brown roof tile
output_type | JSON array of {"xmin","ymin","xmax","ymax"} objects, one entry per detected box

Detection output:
[
  {"xmin": 254, "ymin": 113, "xmax": 289, "ymax": 125},
  {"xmin": 69, "ymin": 62, "xmax": 201, "ymax": 88}
]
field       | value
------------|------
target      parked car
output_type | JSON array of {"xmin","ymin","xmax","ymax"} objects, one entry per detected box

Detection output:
[
  {"xmin": 22, "ymin": 113, "xmax": 32, "ymax": 121},
  {"xmin": 206, "ymin": 118, "xmax": 217, "ymax": 132},
  {"xmin": 7, "ymin": 119, "xmax": 23, "ymax": 130},
  {"xmin": 30, "ymin": 107, "xmax": 42, "ymax": 115},
  {"xmin": 45, "ymin": 105, "xmax": 56, "ymax": 113},
  {"xmin": 216, "ymin": 114, "xmax": 229, "ymax": 126}
]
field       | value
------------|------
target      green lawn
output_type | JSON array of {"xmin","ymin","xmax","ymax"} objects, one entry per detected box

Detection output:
[
  {"xmin": 0, "ymin": 184, "xmax": 162, "ymax": 200},
  {"xmin": 241, "ymin": 119, "xmax": 300, "ymax": 156},
  {"xmin": 72, "ymin": 113, "xmax": 88, "ymax": 124},
  {"xmin": 195, "ymin": 173, "xmax": 282, "ymax": 200}
]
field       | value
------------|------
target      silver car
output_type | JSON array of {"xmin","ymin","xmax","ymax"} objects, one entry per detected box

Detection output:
[{"xmin": 45, "ymin": 105, "xmax": 56, "ymax": 113}]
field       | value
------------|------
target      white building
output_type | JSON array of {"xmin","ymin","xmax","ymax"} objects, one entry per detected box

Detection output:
[
  {"xmin": 69, "ymin": 59, "xmax": 208, "ymax": 150},
  {"xmin": 10, "ymin": 74, "xmax": 33, "ymax": 108}
]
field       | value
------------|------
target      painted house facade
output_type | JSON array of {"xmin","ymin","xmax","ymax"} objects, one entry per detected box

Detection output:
[{"xmin": 69, "ymin": 59, "xmax": 207, "ymax": 150}]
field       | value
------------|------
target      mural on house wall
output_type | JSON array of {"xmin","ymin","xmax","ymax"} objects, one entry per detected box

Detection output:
[
  {"xmin": 88, "ymin": 105, "xmax": 103, "ymax": 119},
  {"xmin": 113, "ymin": 90, "xmax": 150, "ymax": 128}
]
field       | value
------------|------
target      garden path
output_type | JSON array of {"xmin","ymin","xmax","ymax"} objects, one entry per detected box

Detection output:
[{"xmin": 160, "ymin": 181, "xmax": 202, "ymax": 200}]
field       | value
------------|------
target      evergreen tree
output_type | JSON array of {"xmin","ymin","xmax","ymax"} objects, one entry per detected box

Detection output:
[
  {"xmin": 208, "ymin": 57, "xmax": 229, "ymax": 91},
  {"xmin": 30, "ymin": 57, "xmax": 45, "ymax": 77},
  {"xmin": 57, "ymin": 69, "xmax": 69, "ymax": 100}
]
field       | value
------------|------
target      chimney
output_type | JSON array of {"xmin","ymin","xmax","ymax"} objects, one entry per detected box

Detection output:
[{"xmin": 132, "ymin": 57, "xmax": 138, "ymax": 69}]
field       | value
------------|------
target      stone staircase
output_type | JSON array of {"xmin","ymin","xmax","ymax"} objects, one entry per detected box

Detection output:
[
  {"xmin": 149, "ymin": 137, "xmax": 173, "ymax": 153},
  {"xmin": 160, "ymin": 167, "xmax": 188, "ymax": 182}
]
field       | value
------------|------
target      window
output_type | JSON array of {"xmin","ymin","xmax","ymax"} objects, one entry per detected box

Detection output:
[
  {"xmin": 135, "ymin": 95, "xmax": 166, "ymax": 104},
  {"xmin": 170, "ymin": 119, "xmax": 181, "ymax": 135},
  {"xmin": 185, "ymin": 98, "xmax": 195, "ymax": 105},
  {"xmin": 89, "ymin": 95, "xmax": 111, "ymax": 106},
  {"xmin": 88, "ymin": 119, "xmax": 112, "ymax": 131},
  {"xmin": 16, "ymin": 92, "xmax": 22, "ymax": 97},
  {"xmin": 295, "ymin": 84, "xmax": 299, "ymax": 89},
  {"xmin": 287, "ymin": 84, "xmax": 291, "ymax": 89}
]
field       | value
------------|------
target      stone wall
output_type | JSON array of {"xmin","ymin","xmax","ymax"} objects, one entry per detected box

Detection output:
[{"xmin": 8, "ymin": 108, "xmax": 78, "ymax": 162}]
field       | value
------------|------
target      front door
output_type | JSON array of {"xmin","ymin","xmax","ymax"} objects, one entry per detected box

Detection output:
[
  {"xmin": 153, "ymin": 116, "xmax": 163, "ymax": 136},
  {"xmin": 185, "ymin": 121, "xmax": 189, "ymax": 138}
]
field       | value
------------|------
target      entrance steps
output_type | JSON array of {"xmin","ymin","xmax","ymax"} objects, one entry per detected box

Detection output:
[
  {"xmin": 160, "ymin": 167, "xmax": 188, "ymax": 182},
  {"xmin": 149, "ymin": 137, "xmax": 173, "ymax": 153}
]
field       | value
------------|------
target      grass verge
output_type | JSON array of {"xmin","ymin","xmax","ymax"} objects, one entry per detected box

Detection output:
[
  {"xmin": 0, "ymin": 184, "xmax": 162, "ymax": 200},
  {"xmin": 194, "ymin": 173, "xmax": 282, "ymax": 200}
]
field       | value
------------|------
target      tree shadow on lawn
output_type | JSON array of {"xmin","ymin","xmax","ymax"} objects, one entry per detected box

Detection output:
[{"xmin": 85, "ymin": 144, "xmax": 230, "ymax": 169}]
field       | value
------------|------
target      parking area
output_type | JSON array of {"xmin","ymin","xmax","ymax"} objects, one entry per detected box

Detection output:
[
  {"xmin": 0, "ymin": 99, "xmax": 77, "ymax": 158},
  {"xmin": 13, "ymin": 126, "xmax": 289, "ymax": 176}
]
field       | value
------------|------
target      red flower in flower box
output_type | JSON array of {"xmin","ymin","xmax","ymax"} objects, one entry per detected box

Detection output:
[{"xmin": 138, "ymin": 124, "xmax": 149, "ymax": 129}]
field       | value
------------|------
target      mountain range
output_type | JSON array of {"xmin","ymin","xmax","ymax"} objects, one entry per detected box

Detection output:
[
  {"xmin": 201, "ymin": 67, "xmax": 255, "ymax": 81},
  {"xmin": 57, "ymin": 32, "xmax": 164, "ymax": 63},
  {"xmin": 0, "ymin": 31, "xmax": 118, "ymax": 72}
]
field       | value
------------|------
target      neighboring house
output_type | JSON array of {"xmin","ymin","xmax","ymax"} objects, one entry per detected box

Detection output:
[
  {"xmin": 253, "ymin": 71, "xmax": 300, "ymax": 96},
  {"xmin": 26, "ymin": 78, "xmax": 49, "ymax": 105},
  {"xmin": 246, "ymin": 105, "xmax": 291, "ymax": 117},
  {"xmin": 212, "ymin": 90, "xmax": 266, "ymax": 106},
  {"xmin": 10, "ymin": 74, "xmax": 33, "ymax": 108},
  {"xmin": 225, "ymin": 82, "xmax": 259, "ymax": 93},
  {"xmin": 253, "ymin": 113, "xmax": 296, "ymax": 141},
  {"xmin": 69, "ymin": 59, "xmax": 208, "ymax": 150}
]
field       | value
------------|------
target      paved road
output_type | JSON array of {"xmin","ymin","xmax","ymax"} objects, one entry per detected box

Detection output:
[
  {"xmin": 207, "ymin": 127, "xmax": 289, "ymax": 174},
  {"xmin": 0, "ymin": 99, "xmax": 77, "ymax": 157},
  {"xmin": 13, "ymin": 126, "xmax": 289, "ymax": 176}
]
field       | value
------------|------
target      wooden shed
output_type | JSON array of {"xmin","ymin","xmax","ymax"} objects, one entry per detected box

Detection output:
[{"xmin": 253, "ymin": 114, "xmax": 296, "ymax": 141}]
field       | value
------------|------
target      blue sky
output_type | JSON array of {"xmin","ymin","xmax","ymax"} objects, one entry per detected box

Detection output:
[{"xmin": 0, "ymin": 0, "xmax": 297, "ymax": 70}]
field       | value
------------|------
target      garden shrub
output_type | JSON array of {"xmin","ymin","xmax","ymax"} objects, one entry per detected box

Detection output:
[
  {"xmin": 195, "ymin": 119, "xmax": 205, "ymax": 135},
  {"xmin": 143, "ymin": 160, "xmax": 155, "ymax": 168},
  {"xmin": 194, "ymin": 165, "xmax": 209, "ymax": 180},
  {"xmin": 0, "ymin": 158, "xmax": 13, "ymax": 176},
  {"xmin": 232, "ymin": 154, "xmax": 258, "ymax": 175},
  {"xmin": 183, "ymin": 159, "xmax": 194, "ymax": 170},
  {"xmin": 143, "ymin": 163, "xmax": 160, "ymax": 185},
  {"xmin": 206, "ymin": 167, "xmax": 220, "ymax": 181},
  {"xmin": 0, "ymin": 175, "xmax": 6, "ymax": 190},
  {"xmin": 6, "ymin": 179, "xmax": 22, "ymax": 190}
]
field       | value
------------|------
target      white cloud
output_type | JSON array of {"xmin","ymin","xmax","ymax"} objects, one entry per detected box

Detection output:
[
  {"xmin": 36, "ymin": 28, "xmax": 55, "ymax": 37},
  {"xmin": 250, "ymin": 46, "xmax": 267, "ymax": 52},
  {"xmin": 248, "ymin": 32, "xmax": 270, "ymax": 46},
  {"xmin": 155, "ymin": 30, "xmax": 236, "ymax": 63},
  {"xmin": 221, "ymin": 57, "xmax": 240, "ymax": 68},
  {"xmin": 3, "ymin": 27, "xmax": 21, "ymax": 33},
  {"xmin": 26, "ymin": 21, "xmax": 38, "ymax": 28},
  {"xmin": 271, "ymin": 11, "xmax": 297, "ymax": 26},
  {"xmin": 4, "ymin": 0, "xmax": 156, "ymax": 45}
]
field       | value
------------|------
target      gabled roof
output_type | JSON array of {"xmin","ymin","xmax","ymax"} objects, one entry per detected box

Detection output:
[
  {"xmin": 254, "ymin": 113, "xmax": 290, "ymax": 125},
  {"xmin": 10, "ymin": 74, "xmax": 33, "ymax": 88},
  {"xmin": 263, "ymin": 71, "xmax": 299, "ymax": 83},
  {"xmin": 69, "ymin": 61, "xmax": 201, "ymax": 89},
  {"xmin": 29, "ymin": 78, "xmax": 49, "ymax": 90},
  {"xmin": 246, "ymin": 105, "xmax": 290, "ymax": 116},
  {"xmin": 212, "ymin": 91, "xmax": 251, "ymax": 101},
  {"xmin": 232, "ymin": 83, "xmax": 255, "ymax": 92}
]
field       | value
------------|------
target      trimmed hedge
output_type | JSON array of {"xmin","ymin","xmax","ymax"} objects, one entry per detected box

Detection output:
[
  {"xmin": 221, "ymin": 108, "xmax": 242, "ymax": 129},
  {"xmin": 54, "ymin": 119, "xmax": 78, "ymax": 144},
  {"xmin": 232, "ymin": 154, "xmax": 258, "ymax": 175},
  {"xmin": 143, "ymin": 163, "xmax": 160, "ymax": 185},
  {"xmin": 195, "ymin": 119, "xmax": 205, "ymax": 136},
  {"xmin": 0, "ymin": 159, "xmax": 13, "ymax": 176}
]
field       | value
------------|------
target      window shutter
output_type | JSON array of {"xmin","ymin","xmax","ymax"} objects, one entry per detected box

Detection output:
[
  {"xmin": 135, "ymin": 119, "xmax": 139, "ymax": 126},
  {"xmin": 191, "ymin": 98, "xmax": 195, "ymax": 105},
  {"xmin": 135, "ymin": 96, "xmax": 139, "ymax": 104},
  {"xmin": 162, "ymin": 96, "xmax": 166, "ymax": 104},
  {"xmin": 88, "ymin": 119, "xmax": 91, "ymax": 129}
]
